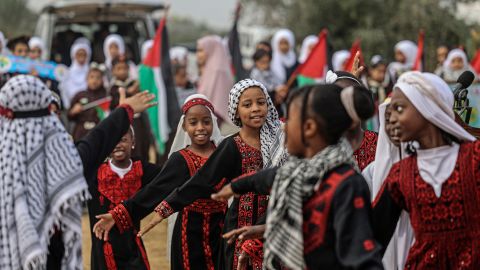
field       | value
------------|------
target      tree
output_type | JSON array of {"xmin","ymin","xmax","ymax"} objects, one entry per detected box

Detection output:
[
  {"xmin": 241, "ymin": 0, "xmax": 478, "ymax": 70},
  {"xmin": 0, "ymin": 0, "xmax": 37, "ymax": 38}
]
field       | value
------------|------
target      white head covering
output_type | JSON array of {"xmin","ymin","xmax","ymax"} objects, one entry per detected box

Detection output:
[
  {"xmin": 271, "ymin": 29, "xmax": 296, "ymax": 82},
  {"xmin": 394, "ymin": 40, "xmax": 418, "ymax": 67},
  {"xmin": 59, "ymin": 42, "xmax": 92, "ymax": 108},
  {"xmin": 169, "ymin": 94, "xmax": 223, "ymax": 157},
  {"xmin": 141, "ymin": 39, "xmax": 153, "ymax": 61},
  {"xmin": 332, "ymin": 50, "xmax": 351, "ymax": 71},
  {"xmin": 103, "ymin": 34, "xmax": 126, "ymax": 69},
  {"xmin": 0, "ymin": 31, "xmax": 7, "ymax": 55},
  {"xmin": 394, "ymin": 71, "xmax": 476, "ymax": 196},
  {"xmin": 73, "ymin": 37, "xmax": 91, "ymax": 47},
  {"xmin": 28, "ymin": 36, "xmax": 45, "ymax": 52},
  {"xmin": 443, "ymin": 48, "xmax": 468, "ymax": 71},
  {"xmin": 169, "ymin": 46, "xmax": 189, "ymax": 65},
  {"xmin": 298, "ymin": 35, "xmax": 318, "ymax": 63}
]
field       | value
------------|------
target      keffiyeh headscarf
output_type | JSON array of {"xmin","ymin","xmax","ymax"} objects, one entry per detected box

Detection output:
[
  {"xmin": 265, "ymin": 138, "xmax": 357, "ymax": 269},
  {"xmin": 0, "ymin": 75, "xmax": 89, "ymax": 270},
  {"xmin": 228, "ymin": 79, "xmax": 287, "ymax": 168}
]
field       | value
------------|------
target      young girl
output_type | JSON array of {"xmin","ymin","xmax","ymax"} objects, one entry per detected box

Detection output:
[
  {"xmin": 298, "ymin": 35, "xmax": 319, "ymax": 64},
  {"xmin": 440, "ymin": 48, "xmax": 475, "ymax": 83},
  {"xmin": 332, "ymin": 50, "xmax": 351, "ymax": 71},
  {"xmin": 126, "ymin": 79, "xmax": 286, "ymax": 270},
  {"xmin": 93, "ymin": 94, "xmax": 225, "ymax": 269},
  {"xmin": 60, "ymin": 41, "xmax": 92, "ymax": 109},
  {"xmin": 68, "ymin": 64, "xmax": 108, "ymax": 141},
  {"xmin": 103, "ymin": 34, "xmax": 137, "ymax": 81},
  {"xmin": 388, "ymin": 40, "xmax": 417, "ymax": 83},
  {"xmin": 271, "ymin": 29, "xmax": 297, "ymax": 83},
  {"xmin": 373, "ymin": 71, "xmax": 478, "ymax": 269},
  {"xmin": 196, "ymin": 35, "xmax": 234, "ymax": 123},
  {"xmin": 214, "ymin": 84, "xmax": 383, "ymax": 269},
  {"xmin": 28, "ymin": 36, "xmax": 45, "ymax": 61}
]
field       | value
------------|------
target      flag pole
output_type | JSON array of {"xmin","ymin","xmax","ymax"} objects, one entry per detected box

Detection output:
[{"xmin": 82, "ymin": 96, "xmax": 112, "ymax": 111}]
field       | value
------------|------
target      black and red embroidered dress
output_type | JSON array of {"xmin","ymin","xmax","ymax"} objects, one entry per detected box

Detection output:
[
  {"xmin": 373, "ymin": 140, "xmax": 480, "ymax": 269},
  {"xmin": 155, "ymin": 134, "xmax": 268, "ymax": 270},
  {"xmin": 353, "ymin": 130, "xmax": 378, "ymax": 171}
]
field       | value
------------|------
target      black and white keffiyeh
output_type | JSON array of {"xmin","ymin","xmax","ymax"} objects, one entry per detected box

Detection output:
[
  {"xmin": 0, "ymin": 75, "xmax": 89, "ymax": 270},
  {"xmin": 264, "ymin": 138, "xmax": 357, "ymax": 269},
  {"xmin": 228, "ymin": 78, "xmax": 288, "ymax": 168}
]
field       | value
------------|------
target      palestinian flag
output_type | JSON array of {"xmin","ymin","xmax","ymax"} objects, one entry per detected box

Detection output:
[
  {"xmin": 138, "ymin": 17, "xmax": 181, "ymax": 154},
  {"xmin": 228, "ymin": 2, "xmax": 248, "ymax": 81},
  {"xmin": 82, "ymin": 96, "xmax": 111, "ymax": 121},
  {"xmin": 344, "ymin": 39, "xmax": 364, "ymax": 72},
  {"xmin": 413, "ymin": 30, "xmax": 425, "ymax": 71},
  {"xmin": 470, "ymin": 48, "xmax": 480, "ymax": 76},
  {"xmin": 296, "ymin": 29, "xmax": 329, "ymax": 86}
]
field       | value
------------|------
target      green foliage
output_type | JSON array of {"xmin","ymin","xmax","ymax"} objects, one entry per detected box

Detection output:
[
  {"xmin": 242, "ymin": 0, "xmax": 477, "ymax": 70},
  {"xmin": 169, "ymin": 16, "xmax": 226, "ymax": 47},
  {"xmin": 0, "ymin": 0, "xmax": 37, "ymax": 38}
]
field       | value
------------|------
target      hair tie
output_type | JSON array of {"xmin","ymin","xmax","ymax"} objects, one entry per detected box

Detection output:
[
  {"xmin": 182, "ymin": 98, "xmax": 214, "ymax": 114},
  {"xmin": 340, "ymin": 86, "xmax": 361, "ymax": 125}
]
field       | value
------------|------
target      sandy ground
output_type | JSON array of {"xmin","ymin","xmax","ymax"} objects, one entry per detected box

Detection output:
[{"xmin": 82, "ymin": 212, "xmax": 170, "ymax": 270}]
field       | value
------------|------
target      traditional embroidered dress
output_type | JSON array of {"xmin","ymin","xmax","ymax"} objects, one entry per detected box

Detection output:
[{"xmin": 353, "ymin": 130, "xmax": 378, "ymax": 171}]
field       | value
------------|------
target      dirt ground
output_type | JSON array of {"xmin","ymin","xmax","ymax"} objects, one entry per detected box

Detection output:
[{"xmin": 82, "ymin": 212, "xmax": 170, "ymax": 270}]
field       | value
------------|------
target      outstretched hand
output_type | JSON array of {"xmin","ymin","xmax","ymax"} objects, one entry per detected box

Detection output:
[
  {"xmin": 119, "ymin": 87, "xmax": 157, "ymax": 114},
  {"xmin": 93, "ymin": 213, "xmax": 116, "ymax": 241},
  {"xmin": 350, "ymin": 51, "xmax": 365, "ymax": 78},
  {"xmin": 211, "ymin": 184, "xmax": 238, "ymax": 202},
  {"xmin": 137, "ymin": 212, "xmax": 164, "ymax": 237},
  {"xmin": 222, "ymin": 225, "xmax": 266, "ymax": 245}
]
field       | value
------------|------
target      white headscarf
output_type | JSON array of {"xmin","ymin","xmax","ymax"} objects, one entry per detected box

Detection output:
[
  {"xmin": 441, "ymin": 48, "xmax": 474, "ymax": 82},
  {"xmin": 394, "ymin": 40, "xmax": 418, "ymax": 67},
  {"xmin": 60, "ymin": 42, "xmax": 92, "ymax": 108},
  {"xmin": 169, "ymin": 94, "xmax": 223, "ymax": 157},
  {"xmin": 141, "ymin": 39, "xmax": 153, "ymax": 61},
  {"xmin": 332, "ymin": 50, "xmax": 350, "ymax": 71},
  {"xmin": 169, "ymin": 46, "xmax": 189, "ymax": 65},
  {"xmin": 298, "ymin": 35, "xmax": 318, "ymax": 63},
  {"xmin": 271, "ymin": 29, "xmax": 296, "ymax": 82},
  {"xmin": 103, "ymin": 34, "xmax": 126, "ymax": 69},
  {"xmin": 28, "ymin": 36, "xmax": 45, "ymax": 52},
  {"xmin": 0, "ymin": 75, "xmax": 89, "ymax": 270},
  {"xmin": 394, "ymin": 71, "xmax": 476, "ymax": 196},
  {"xmin": 73, "ymin": 37, "xmax": 91, "ymax": 47}
]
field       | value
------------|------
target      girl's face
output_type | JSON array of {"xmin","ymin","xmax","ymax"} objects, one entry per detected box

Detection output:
[
  {"xmin": 384, "ymin": 105, "xmax": 401, "ymax": 146},
  {"xmin": 279, "ymin": 38, "xmax": 290, "ymax": 54},
  {"xmin": 255, "ymin": 55, "xmax": 270, "ymax": 71},
  {"xmin": 112, "ymin": 62, "xmax": 129, "ymax": 81},
  {"xmin": 13, "ymin": 43, "xmax": 28, "ymax": 57},
  {"xmin": 389, "ymin": 89, "xmax": 428, "ymax": 142},
  {"xmin": 87, "ymin": 69, "xmax": 103, "ymax": 90},
  {"xmin": 75, "ymin": 49, "xmax": 88, "ymax": 65},
  {"xmin": 183, "ymin": 105, "xmax": 213, "ymax": 147},
  {"xmin": 369, "ymin": 64, "xmax": 386, "ymax": 83},
  {"xmin": 196, "ymin": 46, "xmax": 207, "ymax": 67},
  {"xmin": 394, "ymin": 49, "xmax": 406, "ymax": 64},
  {"xmin": 109, "ymin": 43, "xmax": 120, "ymax": 59},
  {"xmin": 111, "ymin": 132, "xmax": 134, "ymax": 163},
  {"xmin": 29, "ymin": 47, "xmax": 42, "ymax": 60},
  {"xmin": 285, "ymin": 98, "xmax": 305, "ymax": 157},
  {"xmin": 450, "ymin": 56, "xmax": 465, "ymax": 71},
  {"xmin": 236, "ymin": 87, "xmax": 268, "ymax": 130}
]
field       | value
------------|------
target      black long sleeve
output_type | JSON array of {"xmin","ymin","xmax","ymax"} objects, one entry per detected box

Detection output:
[
  {"xmin": 231, "ymin": 167, "xmax": 278, "ymax": 195},
  {"xmin": 123, "ymin": 152, "xmax": 190, "ymax": 222},
  {"xmin": 164, "ymin": 136, "xmax": 242, "ymax": 212},
  {"xmin": 75, "ymin": 107, "xmax": 131, "ymax": 183},
  {"xmin": 371, "ymin": 187, "xmax": 402, "ymax": 254}
]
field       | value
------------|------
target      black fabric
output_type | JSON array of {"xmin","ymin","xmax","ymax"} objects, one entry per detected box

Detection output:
[
  {"xmin": 11, "ymin": 107, "xmax": 51, "ymax": 118},
  {"xmin": 231, "ymin": 167, "xmax": 278, "ymax": 195}
]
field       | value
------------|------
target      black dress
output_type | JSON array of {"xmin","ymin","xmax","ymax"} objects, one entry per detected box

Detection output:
[
  {"xmin": 111, "ymin": 148, "xmax": 227, "ymax": 270},
  {"xmin": 155, "ymin": 134, "xmax": 268, "ymax": 270},
  {"xmin": 232, "ymin": 165, "xmax": 384, "ymax": 270}
]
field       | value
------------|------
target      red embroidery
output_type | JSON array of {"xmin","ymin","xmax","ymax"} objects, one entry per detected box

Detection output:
[
  {"xmin": 103, "ymin": 241, "xmax": 117, "ymax": 270},
  {"xmin": 97, "ymin": 161, "xmax": 143, "ymax": 205},
  {"xmin": 155, "ymin": 201, "xmax": 174, "ymax": 219},
  {"xmin": 134, "ymin": 233, "xmax": 150, "ymax": 270},
  {"xmin": 181, "ymin": 210, "xmax": 190, "ymax": 270},
  {"xmin": 182, "ymin": 98, "xmax": 214, "ymax": 114},
  {"xmin": 232, "ymin": 135, "xmax": 264, "ymax": 270},
  {"xmin": 202, "ymin": 213, "xmax": 215, "ymax": 270},
  {"xmin": 303, "ymin": 169, "xmax": 355, "ymax": 254},
  {"xmin": 363, "ymin": 239, "xmax": 375, "ymax": 251},
  {"xmin": 385, "ymin": 141, "xmax": 480, "ymax": 269},
  {"xmin": 353, "ymin": 130, "xmax": 378, "ymax": 171},
  {"xmin": 241, "ymin": 239, "xmax": 264, "ymax": 270},
  {"xmin": 110, "ymin": 204, "xmax": 133, "ymax": 233},
  {"xmin": 118, "ymin": 104, "xmax": 134, "ymax": 123},
  {"xmin": 354, "ymin": 197, "xmax": 365, "ymax": 209}
]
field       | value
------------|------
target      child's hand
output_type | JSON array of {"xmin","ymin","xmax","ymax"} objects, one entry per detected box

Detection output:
[
  {"xmin": 137, "ymin": 212, "xmax": 164, "ymax": 237},
  {"xmin": 222, "ymin": 225, "xmax": 266, "ymax": 244},
  {"xmin": 350, "ymin": 51, "xmax": 365, "ymax": 78},
  {"xmin": 93, "ymin": 213, "xmax": 116, "ymax": 241},
  {"xmin": 211, "ymin": 184, "xmax": 237, "ymax": 201},
  {"xmin": 119, "ymin": 87, "xmax": 157, "ymax": 114},
  {"xmin": 69, "ymin": 103, "xmax": 83, "ymax": 116},
  {"xmin": 237, "ymin": 251, "xmax": 251, "ymax": 270}
]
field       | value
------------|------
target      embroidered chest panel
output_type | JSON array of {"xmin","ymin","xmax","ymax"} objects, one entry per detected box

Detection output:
[
  {"xmin": 353, "ymin": 130, "xmax": 378, "ymax": 171},
  {"xmin": 97, "ymin": 161, "xmax": 143, "ymax": 206}
]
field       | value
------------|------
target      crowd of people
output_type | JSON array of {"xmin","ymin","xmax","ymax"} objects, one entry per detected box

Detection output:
[{"xmin": 0, "ymin": 25, "xmax": 480, "ymax": 270}]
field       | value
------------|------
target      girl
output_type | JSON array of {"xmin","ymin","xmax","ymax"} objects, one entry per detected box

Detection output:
[
  {"xmin": 271, "ymin": 29, "xmax": 297, "ymax": 83},
  {"xmin": 103, "ymin": 34, "xmax": 137, "ymax": 81},
  {"xmin": 129, "ymin": 79, "xmax": 286, "ymax": 270},
  {"xmin": 388, "ymin": 40, "xmax": 417, "ymax": 83},
  {"xmin": 214, "ymin": 84, "xmax": 383, "ymax": 269},
  {"xmin": 170, "ymin": 46, "xmax": 189, "ymax": 66},
  {"xmin": 93, "ymin": 94, "xmax": 225, "ymax": 270},
  {"xmin": 440, "ymin": 48, "xmax": 475, "ymax": 83},
  {"xmin": 68, "ymin": 64, "xmax": 108, "ymax": 141},
  {"xmin": 298, "ymin": 35, "xmax": 319, "ymax": 64},
  {"xmin": 196, "ymin": 35, "xmax": 234, "ymax": 123},
  {"xmin": 60, "ymin": 41, "xmax": 92, "ymax": 108},
  {"xmin": 372, "ymin": 71, "xmax": 478, "ymax": 269},
  {"xmin": 28, "ymin": 36, "xmax": 45, "ymax": 60},
  {"xmin": 332, "ymin": 50, "xmax": 351, "ymax": 72}
]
